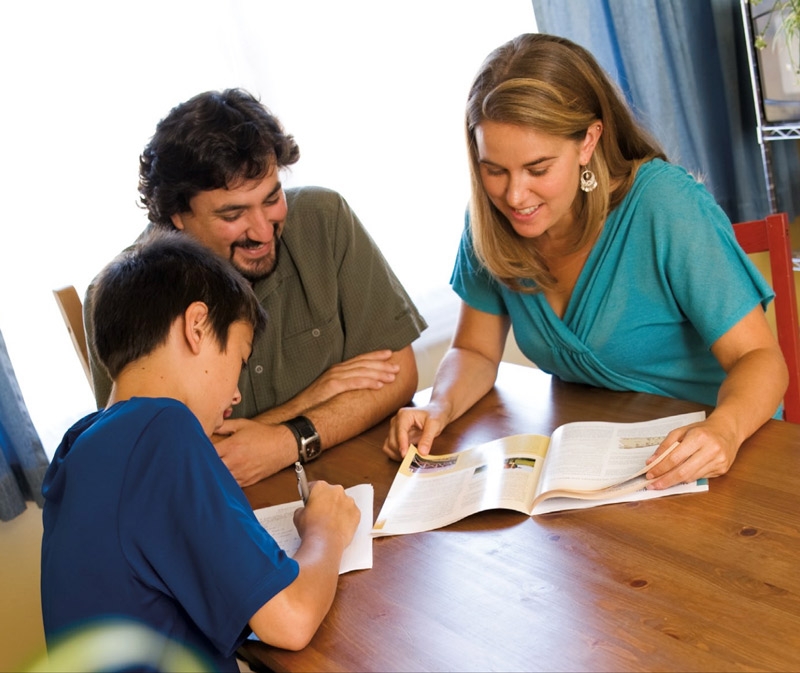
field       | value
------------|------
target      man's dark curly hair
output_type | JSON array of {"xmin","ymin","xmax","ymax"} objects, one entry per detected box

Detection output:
[{"xmin": 139, "ymin": 88, "xmax": 300, "ymax": 228}]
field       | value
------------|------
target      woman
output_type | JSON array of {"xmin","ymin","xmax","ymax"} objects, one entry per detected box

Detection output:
[{"xmin": 383, "ymin": 33, "xmax": 788, "ymax": 490}]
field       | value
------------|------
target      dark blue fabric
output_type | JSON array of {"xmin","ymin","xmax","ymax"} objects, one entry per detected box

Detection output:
[
  {"xmin": 531, "ymin": 0, "xmax": 800, "ymax": 221},
  {"xmin": 0, "ymin": 328, "xmax": 48, "ymax": 521},
  {"xmin": 41, "ymin": 397, "xmax": 299, "ymax": 672}
]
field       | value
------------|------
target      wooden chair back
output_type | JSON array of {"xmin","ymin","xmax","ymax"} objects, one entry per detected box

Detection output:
[
  {"xmin": 733, "ymin": 212, "xmax": 800, "ymax": 423},
  {"xmin": 52, "ymin": 285, "xmax": 93, "ymax": 393}
]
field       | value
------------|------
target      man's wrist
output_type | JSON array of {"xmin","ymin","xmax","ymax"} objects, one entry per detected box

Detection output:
[{"xmin": 281, "ymin": 415, "xmax": 322, "ymax": 463}]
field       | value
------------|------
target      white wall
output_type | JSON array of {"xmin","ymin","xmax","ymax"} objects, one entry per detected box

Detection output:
[{"xmin": 0, "ymin": 0, "xmax": 535, "ymax": 457}]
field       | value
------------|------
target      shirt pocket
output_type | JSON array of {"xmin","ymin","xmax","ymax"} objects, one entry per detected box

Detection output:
[{"xmin": 278, "ymin": 311, "xmax": 346, "ymax": 389}]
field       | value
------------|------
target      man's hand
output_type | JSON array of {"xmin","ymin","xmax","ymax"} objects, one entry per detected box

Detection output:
[
  {"xmin": 213, "ymin": 419, "xmax": 294, "ymax": 487},
  {"xmin": 215, "ymin": 348, "xmax": 417, "ymax": 485},
  {"xmin": 293, "ymin": 350, "xmax": 400, "ymax": 410}
]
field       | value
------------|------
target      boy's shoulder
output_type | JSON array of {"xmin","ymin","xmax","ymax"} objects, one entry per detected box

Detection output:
[
  {"xmin": 98, "ymin": 398, "xmax": 215, "ymax": 488},
  {"xmin": 80, "ymin": 398, "xmax": 204, "ymax": 455},
  {"xmin": 45, "ymin": 398, "xmax": 206, "ymax": 505},
  {"xmin": 97, "ymin": 396, "xmax": 192, "ymax": 423},
  {"xmin": 110, "ymin": 397, "xmax": 203, "ymax": 438}
]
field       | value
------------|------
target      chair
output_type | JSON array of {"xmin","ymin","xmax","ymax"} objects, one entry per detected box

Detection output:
[
  {"xmin": 52, "ymin": 285, "xmax": 93, "ymax": 393},
  {"xmin": 733, "ymin": 212, "xmax": 800, "ymax": 423}
]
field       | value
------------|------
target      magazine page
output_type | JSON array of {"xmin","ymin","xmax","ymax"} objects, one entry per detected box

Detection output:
[
  {"xmin": 253, "ymin": 483, "xmax": 374, "ymax": 574},
  {"xmin": 535, "ymin": 411, "xmax": 707, "ymax": 495},
  {"xmin": 531, "ymin": 478, "xmax": 708, "ymax": 515},
  {"xmin": 372, "ymin": 434, "xmax": 550, "ymax": 537}
]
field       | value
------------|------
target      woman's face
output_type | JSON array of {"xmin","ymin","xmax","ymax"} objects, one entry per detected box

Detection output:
[{"xmin": 474, "ymin": 120, "xmax": 600, "ymax": 244}]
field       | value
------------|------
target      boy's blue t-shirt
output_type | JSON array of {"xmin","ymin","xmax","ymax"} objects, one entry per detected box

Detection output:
[{"xmin": 41, "ymin": 397, "xmax": 299, "ymax": 672}]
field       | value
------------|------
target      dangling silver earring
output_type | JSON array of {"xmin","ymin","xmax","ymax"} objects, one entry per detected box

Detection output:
[{"xmin": 580, "ymin": 167, "xmax": 597, "ymax": 193}]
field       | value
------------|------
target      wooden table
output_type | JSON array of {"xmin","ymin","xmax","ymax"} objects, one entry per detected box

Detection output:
[{"xmin": 240, "ymin": 363, "xmax": 800, "ymax": 672}]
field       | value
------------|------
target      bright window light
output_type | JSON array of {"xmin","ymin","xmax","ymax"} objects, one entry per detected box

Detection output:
[{"xmin": 0, "ymin": 0, "xmax": 536, "ymax": 456}]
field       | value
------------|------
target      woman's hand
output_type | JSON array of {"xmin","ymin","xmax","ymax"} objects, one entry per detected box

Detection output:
[
  {"xmin": 382, "ymin": 402, "xmax": 450, "ymax": 461},
  {"xmin": 646, "ymin": 305, "xmax": 788, "ymax": 490},
  {"xmin": 644, "ymin": 417, "xmax": 740, "ymax": 489}
]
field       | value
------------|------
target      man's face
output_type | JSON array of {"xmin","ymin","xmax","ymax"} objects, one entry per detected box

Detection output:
[{"xmin": 170, "ymin": 165, "xmax": 288, "ymax": 282}]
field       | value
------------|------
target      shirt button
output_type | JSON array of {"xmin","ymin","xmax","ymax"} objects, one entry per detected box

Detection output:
[
  {"xmin": 312, "ymin": 328, "xmax": 321, "ymax": 337},
  {"xmin": 254, "ymin": 365, "xmax": 264, "ymax": 374}
]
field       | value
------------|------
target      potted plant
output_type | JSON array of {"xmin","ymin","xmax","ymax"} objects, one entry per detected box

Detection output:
[
  {"xmin": 748, "ymin": 0, "xmax": 800, "ymax": 121},
  {"xmin": 750, "ymin": 0, "xmax": 800, "ymax": 72}
]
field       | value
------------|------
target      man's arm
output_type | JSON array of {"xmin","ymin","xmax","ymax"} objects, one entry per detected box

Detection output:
[{"xmin": 214, "ymin": 345, "xmax": 418, "ymax": 486}]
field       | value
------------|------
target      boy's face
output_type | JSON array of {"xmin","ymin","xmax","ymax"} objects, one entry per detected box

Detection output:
[{"xmin": 195, "ymin": 320, "xmax": 254, "ymax": 436}]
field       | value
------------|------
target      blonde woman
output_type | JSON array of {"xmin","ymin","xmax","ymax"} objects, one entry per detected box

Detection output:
[{"xmin": 383, "ymin": 33, "xmax": 787, "ymax": 490}]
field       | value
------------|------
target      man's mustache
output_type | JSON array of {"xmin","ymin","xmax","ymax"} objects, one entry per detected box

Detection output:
[{"xmin": 232, "ymin": 238, "xmax": 264, "ymax": 250}]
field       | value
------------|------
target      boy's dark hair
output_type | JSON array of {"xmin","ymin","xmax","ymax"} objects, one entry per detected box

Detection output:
[
  {"xmin": 91, "ymin": 230, "xmax": 268, "ymax": 378},
  {"xmin": 139, "ymin": 88, "xmax": 301, "ymax": 228}
]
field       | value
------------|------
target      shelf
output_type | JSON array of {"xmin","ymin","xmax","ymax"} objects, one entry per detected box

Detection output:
[
  {"xmin": 762, "ymin": 124, "xmax": 800, "ymax": 140},
  {"xmin": 740, "ymin": 0, "xmax": 800, "ymax": 212}
]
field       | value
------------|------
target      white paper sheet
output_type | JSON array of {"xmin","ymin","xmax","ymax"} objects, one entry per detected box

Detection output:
[{"xmin": 253, "ymin": 483, "xmax": 374, "ymax": 574}]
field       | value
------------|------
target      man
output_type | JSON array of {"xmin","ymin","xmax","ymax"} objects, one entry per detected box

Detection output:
[{"xmin": 86, "ymin": 88, "xmax": 427, "ymax": 486}]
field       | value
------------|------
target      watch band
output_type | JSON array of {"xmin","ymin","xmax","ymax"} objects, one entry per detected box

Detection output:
[{"xmin": 282, "ymin": 415, "xmax": 321, "ymax": 463}]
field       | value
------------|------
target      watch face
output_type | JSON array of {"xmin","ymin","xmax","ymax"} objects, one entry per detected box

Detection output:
[
  {"xmin": 288, "ymin": 416, "xmax": 321, "ymax": 462},
  {"xmin": 302, "ymin": 435, "xmax": 321, "ymax": 460}
]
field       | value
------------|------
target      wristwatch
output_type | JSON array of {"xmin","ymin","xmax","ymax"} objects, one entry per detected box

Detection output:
[{"xmin": 282, "ymin": 415, "xmax": 321, "ymax": 463}]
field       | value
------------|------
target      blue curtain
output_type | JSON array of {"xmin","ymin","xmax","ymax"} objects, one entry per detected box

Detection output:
[
  {"xmin": 0, "ymin": 329, "xmax": 49, "ymax": 521},
  {"xmin": 531, "ymin": 0, "xmax": 800, "ymax": 223}
]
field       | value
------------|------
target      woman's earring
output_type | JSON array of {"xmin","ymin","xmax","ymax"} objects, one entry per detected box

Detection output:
[{"xmin": 580, "ymin": 167, "xmax": 598, "ymax": 193}]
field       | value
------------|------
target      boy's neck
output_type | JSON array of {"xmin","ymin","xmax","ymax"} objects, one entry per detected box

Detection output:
[{"xmin": 106, "ymin": 351, "xmax": 187, "ymax": 409}]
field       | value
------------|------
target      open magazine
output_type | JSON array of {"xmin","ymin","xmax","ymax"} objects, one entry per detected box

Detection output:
[{"xmin": 372, "ymin": 411, "xmax": 708, "ymax": 537}]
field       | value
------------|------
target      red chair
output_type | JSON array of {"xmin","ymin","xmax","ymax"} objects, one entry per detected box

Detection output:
[{"xmin": 733, "ymin": 212, "xmax": 800, "ymax": 423}]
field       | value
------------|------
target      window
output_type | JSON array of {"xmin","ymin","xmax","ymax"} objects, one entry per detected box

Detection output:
[{"xmin": 0, "ymin": 0, "xmax": 535, "ymax": 456}]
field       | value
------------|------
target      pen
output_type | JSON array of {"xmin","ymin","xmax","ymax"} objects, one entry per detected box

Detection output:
[{"xmin": 295, "ymin": 461, "xmax": 310, "ymax": 505}]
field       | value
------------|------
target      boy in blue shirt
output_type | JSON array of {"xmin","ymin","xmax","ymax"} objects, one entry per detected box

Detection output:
[{"xmin": 40, "ymin": 231, "xmax": 359, "ymax": 672}]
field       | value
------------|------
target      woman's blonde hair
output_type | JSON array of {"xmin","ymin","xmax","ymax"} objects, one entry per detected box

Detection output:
[{"xmin": 465, "ymin": 33, "xmax": 666, "ymax": 291}]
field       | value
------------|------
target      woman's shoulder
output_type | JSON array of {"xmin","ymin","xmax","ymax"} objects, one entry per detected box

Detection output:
[
  {"xmin": 633, "ymin": 158, "xmax": 706, "ymax": 194},
  {"xmin": 627, "ymin": 159, "xmax": 725, "ymax": 222},
  {"xmin": 604, "ymin": 159, "xmax": 732, "ymax": 252}
]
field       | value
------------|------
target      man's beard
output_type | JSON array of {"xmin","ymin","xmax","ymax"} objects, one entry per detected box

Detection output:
[{"xmin": 230, "ymin": 235, "xmax": 281, "ymax": 283}]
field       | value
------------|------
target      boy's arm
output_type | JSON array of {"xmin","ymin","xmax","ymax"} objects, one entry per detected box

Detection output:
[{"xmin": 248, "ymin": 481, "xmax": 359, "ymax": 650}]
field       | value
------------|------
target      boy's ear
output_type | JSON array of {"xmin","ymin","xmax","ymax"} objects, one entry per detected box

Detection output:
[{"xmin": 183, "ymin": 301, "xmax": 210, "ymax": 355}]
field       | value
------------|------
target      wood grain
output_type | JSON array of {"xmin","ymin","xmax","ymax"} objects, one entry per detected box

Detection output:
[{"xmin": 241, "ymin": 364, "xmax": 800, "ymax": 672}]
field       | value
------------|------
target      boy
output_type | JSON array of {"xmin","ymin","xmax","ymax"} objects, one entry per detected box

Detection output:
[{"xmin": 40, "ymin": 231, "xmax": 359, "ymax": 672}]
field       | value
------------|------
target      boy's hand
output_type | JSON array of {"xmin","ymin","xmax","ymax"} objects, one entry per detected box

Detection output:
[
  {"xmin": 293, "ymin": 481, "xmax": 360, "ymax": 549},
  {"xmin": 249, "ymin": 480, "xmax": 359, "ymax": 650}
]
